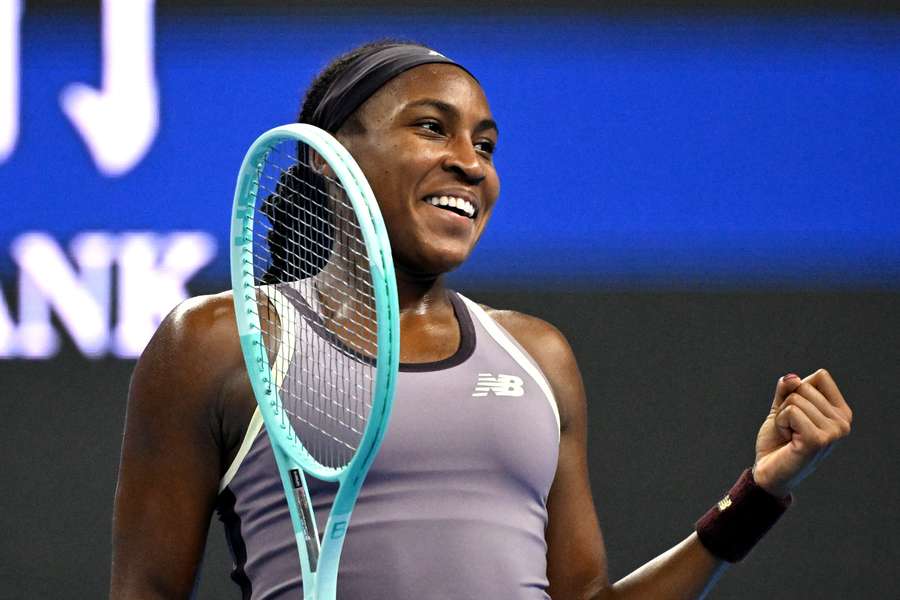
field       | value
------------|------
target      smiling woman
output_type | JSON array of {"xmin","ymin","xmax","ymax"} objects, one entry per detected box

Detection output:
[
  {"xmin": 332, "ymin": 64, "xmax": 500, "ymax": 279},
  {"xmin": 109, "ymin": 40, "xmax": 853, "ymax": 600}
]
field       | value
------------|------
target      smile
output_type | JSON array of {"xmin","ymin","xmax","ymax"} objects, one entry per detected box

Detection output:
[{"xmin": 424, "ymin": 195, "xmax": 476, "ymax": 219}]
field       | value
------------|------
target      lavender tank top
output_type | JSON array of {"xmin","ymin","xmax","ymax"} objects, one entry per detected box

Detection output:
[{"xmin": 216, "ymin": 291, "xmax": 561, "ymax": 599}]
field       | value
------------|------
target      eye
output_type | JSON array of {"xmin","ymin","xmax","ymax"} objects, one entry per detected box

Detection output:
[
  {"xmin": 416, "ymin": 119, "xmax": 445, "ymax": 135},
  {"xmin": 475, "ymin": 139, "xmax": 496, "ymax": 157}
]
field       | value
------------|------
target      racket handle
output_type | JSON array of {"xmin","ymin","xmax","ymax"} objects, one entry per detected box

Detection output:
[
  {"xmin": 290, "ymin": 469, "xmax": 320, "ymax": 571},
  {"xmin": 315, "ymin": 513, "xmax": 350, "ymax": 599}
]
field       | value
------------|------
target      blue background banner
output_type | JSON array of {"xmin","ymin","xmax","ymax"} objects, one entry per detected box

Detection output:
[{"xmin": 3, "ymin": 13, "xmax": 899, "ymax": 287}]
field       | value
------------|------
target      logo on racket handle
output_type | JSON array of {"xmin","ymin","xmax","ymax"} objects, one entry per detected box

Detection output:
[
  {"xmin": 290, "ymin": 468, "xmax": 320, "ymax": 571},
  {"xmin": 329, "ymin": 518, "xmax": 348, "ymax": 540}
]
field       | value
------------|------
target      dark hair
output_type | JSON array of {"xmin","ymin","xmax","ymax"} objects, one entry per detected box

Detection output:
[
  {"xmin": 296, "ymin": 38, "xmax": 423, "ymax": 131},
  {"xmin": 262, "ymin": 39, "xmax": 423, "ymax": 285},
  {"xmin": 260, "ymin": 159, "xmax": 334, "ymax": 284}
]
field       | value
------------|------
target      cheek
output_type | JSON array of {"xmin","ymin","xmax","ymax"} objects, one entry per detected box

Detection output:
[
  {"xmin": 474, "ymin": 208, "xmax": 494, "ymax": 241},
  {"xmin": 358, "ymin": 145, "xmax": 420, "ymax": 202},
  {"xmin": 488, "ymin": 174, "xmax": 500, "ymax": 207},
  {"xmin": 354, "ymin": 162, "xmax": 403, "ymax": 214},
  {"xmin": 481, "ymin": 170, "xmax": 501, "ymax": 217}
]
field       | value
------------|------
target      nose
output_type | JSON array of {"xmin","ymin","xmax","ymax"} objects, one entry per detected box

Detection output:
[{"xmin": 442, "ymin": 135, "xmax": 486, "ymax": 186}]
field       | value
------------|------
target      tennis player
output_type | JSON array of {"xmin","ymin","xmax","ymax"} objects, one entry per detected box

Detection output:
[{"xmin": 110, "ymin": 41, "xmax": 853, "ymax": 599}]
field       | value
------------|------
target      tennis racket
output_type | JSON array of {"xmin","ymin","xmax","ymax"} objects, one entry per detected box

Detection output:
[{"xmin": 230, "ymin": 123, "xmax": 399, "ymax": 599}]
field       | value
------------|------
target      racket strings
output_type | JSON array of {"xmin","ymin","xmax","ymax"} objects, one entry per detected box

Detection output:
[
  {"xmin": 250, "ymin": 140, "xmax": 377, "ymax": 470},
  {"xmin": 255, "ymin": 169, "xmax": 379, "ymax": 341},
  {"xmin": 249, "ymin": 244, "xmax": 379, "ymax": 342},
  {"xmin": 259, "ymin": 162, "xmax": 376, "ymax": 266}
]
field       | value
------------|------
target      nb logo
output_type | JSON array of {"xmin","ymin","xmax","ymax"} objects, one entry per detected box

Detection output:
[{"xmin": 472, "ymin": 373, "xmax": 525, "ymax": 397}]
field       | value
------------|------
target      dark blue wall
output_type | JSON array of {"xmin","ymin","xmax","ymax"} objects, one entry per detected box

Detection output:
[{"xmin": 2, "ymin": 11, "xmax": 898, "ymax": 286}]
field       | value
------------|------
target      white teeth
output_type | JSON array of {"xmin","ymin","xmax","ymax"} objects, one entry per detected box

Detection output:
[{"xmin": 424, "ymin": 195, "xmax": 476, "ymax": 218}]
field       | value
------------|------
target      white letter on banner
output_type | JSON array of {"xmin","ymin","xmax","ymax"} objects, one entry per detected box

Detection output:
[
  {"xmin": 60, "ymin": 0, "xmax": 158, "ymax": 176},
  {"xmin": 113, "ymin": 232, "xmax": 216, "ymax": 358},
  {"xmin": 0, "ymin": 0, "xmax": 23, "ymax": 163},
  {"xmin": 12, "ymin": 232, "xmax": 114, "ymax": 358}
]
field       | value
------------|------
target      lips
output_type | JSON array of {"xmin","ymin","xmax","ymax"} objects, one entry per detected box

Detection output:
[{"xmin": 422, "ymin": 195, "xmax": 477, "ymax": 219}]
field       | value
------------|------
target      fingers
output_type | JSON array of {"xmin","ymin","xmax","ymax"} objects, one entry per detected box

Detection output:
[
  {"xmin": 803, "ymin": 368, "xmax": 853, "ymax": 423},
  {"xmin": 773, "ymin": 368, "xmax": 853, "ymax": 426},
  {"xmin": 771, "ymin": 373, "xmax": 804, "ymax": 411},
  {"xmin": 775, "ymin": 402, "xmax": 817, "ymax": 448},
  {"xmin": 757, "ymin": 368, "xmax": 852, "ymax": 495},
  {"xmin": 776, "ymin": 373, "xmax": 852, "ymax": 452},
  {"xmin": 781, "ymin": 392, "xmax": 837, "ymax": 434},
  {"xmin": 774, "ymin": 401, "xmax": 828, "ymax": 456},
  {"xmin": 790, "ymin": 381, "xmax": 843, "ymax": 424}
]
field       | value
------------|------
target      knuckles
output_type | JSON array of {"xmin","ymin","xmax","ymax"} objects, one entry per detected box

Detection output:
[
  {"xmin": 794, "ymin": 381, "xmax": 814, "ymax": 396},
  {"xmin": 835, "ymin": 421, "xmax": 851, "ymax": 437},
  {"xmin": 784, "ymin": 392, "xmax": 804, "ymax": 407},
  {"xmin": 836, "ymin": 416, "xmax": 852, "ymax": 436},
  {"xmin": 778, "ymin": 392, "xmax": 853, "ymax": 440}
]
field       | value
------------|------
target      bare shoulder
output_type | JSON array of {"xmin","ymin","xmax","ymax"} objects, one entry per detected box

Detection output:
[
  {"xmin": 131, "ymin": 290, "xmax": 244, "ymax": 421},
  {"xmin": 482, "ymin": 306, "xmax": 574, "ymax": 367},
  {"xmin": 151, "ymin": 290, "xmax": 239, "ymax": 356},
  {"xmin": 482, "ymin": 305, "xmax": 584, "ymax": 430}
]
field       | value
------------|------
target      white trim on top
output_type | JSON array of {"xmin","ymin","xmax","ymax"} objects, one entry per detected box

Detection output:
[
  {"xmin": 219, "ymin": 282, "xmax": 300, "ymax": 493},
  {"xmin": 264, "ymin": 283, "xmax": 299, "ymax": 391},
  {"xmin": 457, "ymin": 294, "xmax": 561, "ymax": 439},
  {"xmin": 219, "ymin": 407, "xmax": 264, "ymax": 492}
]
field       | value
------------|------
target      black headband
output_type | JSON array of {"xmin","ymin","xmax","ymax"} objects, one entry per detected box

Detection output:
[{"xmin": 308, "ymin": 44, "xmax": 477, "ymax": 133}]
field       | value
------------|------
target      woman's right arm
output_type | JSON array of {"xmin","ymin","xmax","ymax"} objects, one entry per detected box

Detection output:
[{"xmin": 110, "ymin": 294, "xmax": 241, "ymax": 599}]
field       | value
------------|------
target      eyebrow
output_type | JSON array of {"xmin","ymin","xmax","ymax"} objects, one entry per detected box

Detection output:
[{"xmin": 405, "ymin": 98, "xmax": 499, "ymax": 137}]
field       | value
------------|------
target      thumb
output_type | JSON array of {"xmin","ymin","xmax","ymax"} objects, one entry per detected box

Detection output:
[{"xmin": 771, "ymin": 373, "xmax": 803, "ymax": 411}]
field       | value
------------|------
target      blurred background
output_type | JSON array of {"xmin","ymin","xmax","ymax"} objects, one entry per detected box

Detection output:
[{"xmin": 1, "ymin": 0, "xmax": 898, "ymax": 598}]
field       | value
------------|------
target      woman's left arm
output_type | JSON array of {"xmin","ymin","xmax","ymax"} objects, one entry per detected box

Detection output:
[{"xmin": 492, "ymin": 310, "xmax": 852, "ymax": 600}]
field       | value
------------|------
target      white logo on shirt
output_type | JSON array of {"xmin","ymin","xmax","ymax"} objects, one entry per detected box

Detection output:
[{"xmin": 472, "ymin": 373, "xmax": 525, "ymax": 397}]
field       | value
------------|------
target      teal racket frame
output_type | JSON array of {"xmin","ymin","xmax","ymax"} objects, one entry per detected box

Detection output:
[{"xmin": 230, "ymin": 123, "xmax": 399, "ymax": 600}]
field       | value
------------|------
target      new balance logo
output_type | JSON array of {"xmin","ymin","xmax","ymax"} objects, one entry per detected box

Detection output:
[{"xmin": 472, "ymin": 373, "xmax": 525, "ymax": 397}]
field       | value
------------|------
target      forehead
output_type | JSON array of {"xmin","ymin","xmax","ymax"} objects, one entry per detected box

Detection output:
[{"xmin": 356, "ymin": 63, "xmax": 492, "ymax": 124}]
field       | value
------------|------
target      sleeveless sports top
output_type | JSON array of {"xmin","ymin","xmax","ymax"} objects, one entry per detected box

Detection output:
[{"xmin": 216, "ymin": 290, "xmax": 561, "ymax": 599}]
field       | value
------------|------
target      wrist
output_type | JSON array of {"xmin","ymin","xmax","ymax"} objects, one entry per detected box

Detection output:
[
  {"xmin": 695, "ymin": 468, "xmax": 793, "ymax": 562},
  {"xmin": 751, "ymin": 464, "xmax": 792, "ymax": 499}
]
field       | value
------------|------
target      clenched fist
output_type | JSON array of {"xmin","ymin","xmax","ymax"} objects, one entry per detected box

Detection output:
[{"xmin": 752, "ymin": 369, "xmax": 853, "ymax": 498}]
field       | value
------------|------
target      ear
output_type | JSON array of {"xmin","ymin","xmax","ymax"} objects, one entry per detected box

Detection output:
[{"xmin": 308, "ymin": 147, "xmax": 336, "ymax": 180}]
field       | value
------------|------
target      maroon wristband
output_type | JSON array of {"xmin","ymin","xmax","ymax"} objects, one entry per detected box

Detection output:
[{"xmin": 695, "ymin": 468, "xmax": 793, "ymax": 562}]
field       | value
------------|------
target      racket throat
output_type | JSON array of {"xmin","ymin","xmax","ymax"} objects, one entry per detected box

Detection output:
[{"xmin": 290, "ymin": 468, "xmax": 320, "ymax": 572}]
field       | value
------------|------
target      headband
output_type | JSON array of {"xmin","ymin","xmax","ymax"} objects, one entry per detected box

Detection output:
[{"xmin": 308, "ymin": 44, "xmax": 477, "ymax": 133}]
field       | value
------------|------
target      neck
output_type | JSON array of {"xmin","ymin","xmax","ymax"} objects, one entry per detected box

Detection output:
[
  {"xmin": 394, "ymin": 266, "xmax": 451, "ymax": 315},
  {"xmin": 393, "ymin": 266, "xmax": 462, "ymax": 365}
]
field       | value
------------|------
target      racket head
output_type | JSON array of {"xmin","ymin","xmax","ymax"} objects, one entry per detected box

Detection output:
[{"xmin": 230, "ymin": 123, "xmax": 399, "ymax": 483}]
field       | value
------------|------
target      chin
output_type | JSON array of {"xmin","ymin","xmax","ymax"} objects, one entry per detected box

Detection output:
[{"xmin": 401, "ymin": 244, "xmax": 473, "ymax": 277}]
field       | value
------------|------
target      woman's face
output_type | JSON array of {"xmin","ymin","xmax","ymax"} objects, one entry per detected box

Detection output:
[{"xmin": 337, "ymin": 63, "xmax": 500, "ymax": 277}]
